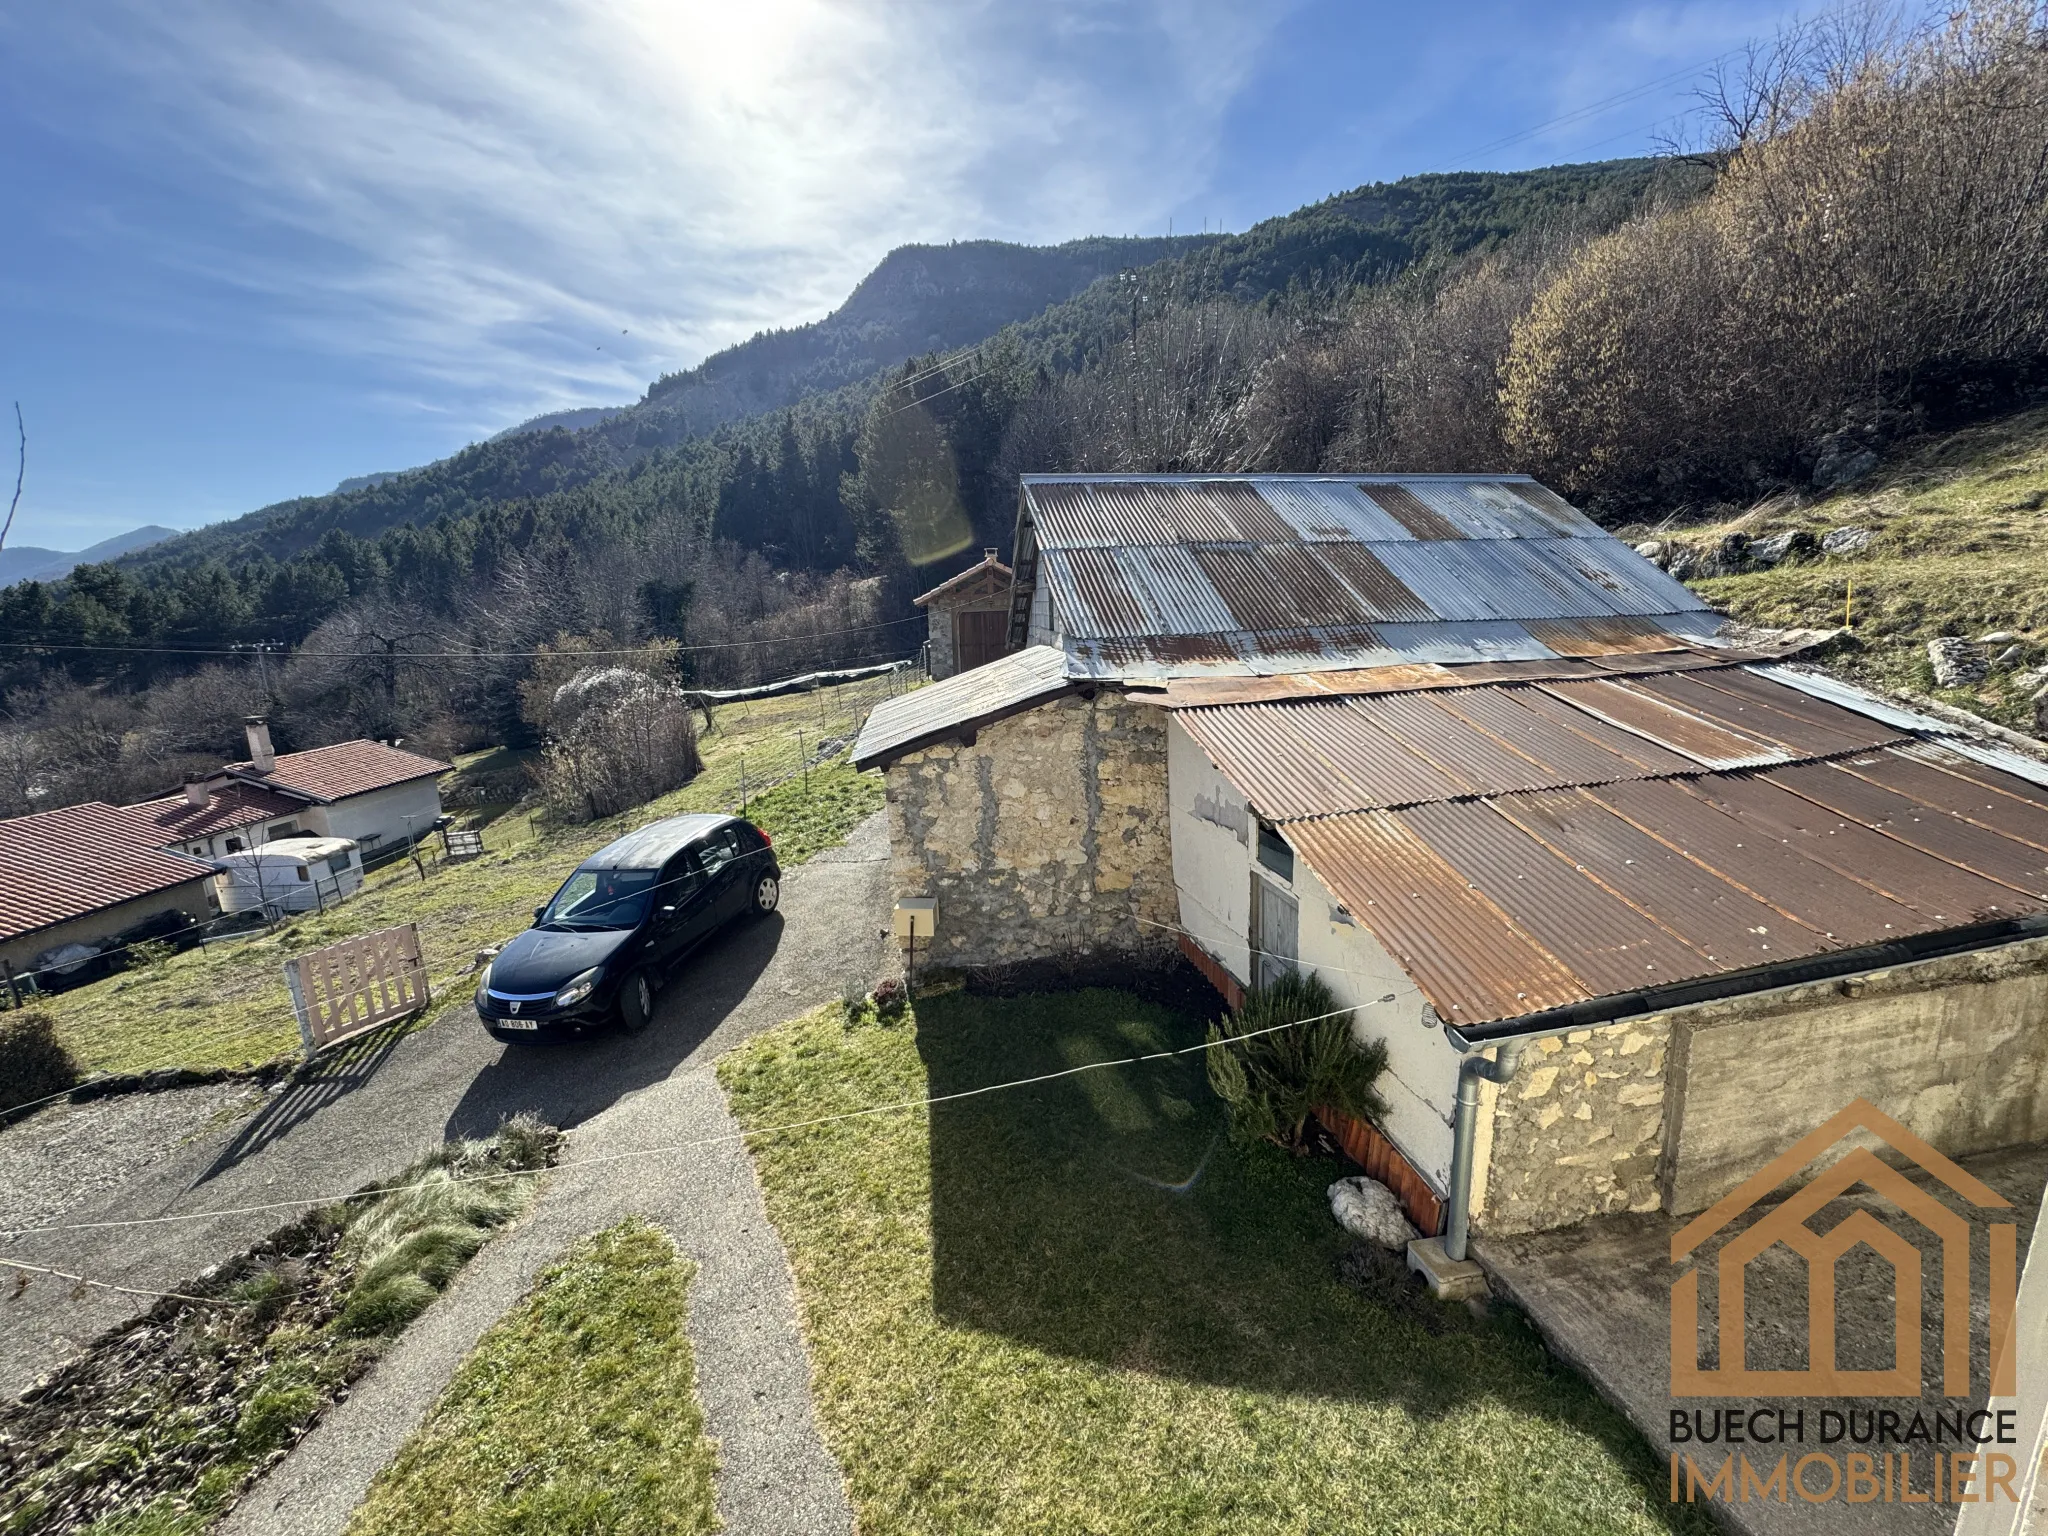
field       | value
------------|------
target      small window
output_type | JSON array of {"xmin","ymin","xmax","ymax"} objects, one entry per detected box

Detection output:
[
  {"xmin": 225, "ymin": 837, "xmax": 245, "ymax": 853},
  {"xmin": 698, "ymin": 831, "xmax": 738, "ymax": 874},
  {"xmin": 1256, "ymin": 819, "xmax": 1293, "ymax": 882},
  {"xmin": 267, "ymin": 821, "xmax": 299, "ymax": 842}
]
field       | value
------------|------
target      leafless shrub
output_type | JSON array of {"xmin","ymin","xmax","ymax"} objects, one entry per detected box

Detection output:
[{"xmin": 534, "ymin": 684, "xmax": 702, "ymax": 822}]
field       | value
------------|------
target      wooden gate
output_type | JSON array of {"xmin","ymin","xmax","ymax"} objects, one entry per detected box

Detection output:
[{"xmin": 284, "ymin": 923, "xmax": 432, "ymax": 1055}]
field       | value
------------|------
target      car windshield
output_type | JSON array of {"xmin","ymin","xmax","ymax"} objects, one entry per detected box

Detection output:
[{"xmin": 540, "ymin": 867, "xmax": 659, "ymax": 930}]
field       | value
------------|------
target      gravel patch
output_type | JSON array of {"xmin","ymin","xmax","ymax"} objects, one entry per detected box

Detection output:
[{"xmin": 0, "ymin": 1082, "xmax": 268, "ymax": 1235}]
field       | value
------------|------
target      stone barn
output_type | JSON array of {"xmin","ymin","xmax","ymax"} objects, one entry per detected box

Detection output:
[
  {"xmin": 915, "ymin": 547, "xmax": 1012, "ymax": 680},
  {"xmin": 853, "ymin": 473, "xmax": 2048, "ymax": 1254}
]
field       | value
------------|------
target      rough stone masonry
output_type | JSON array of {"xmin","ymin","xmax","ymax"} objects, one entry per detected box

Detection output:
[{"xmin": 881, "ymin": 691, "xmax": 1178, "ymax": 970}]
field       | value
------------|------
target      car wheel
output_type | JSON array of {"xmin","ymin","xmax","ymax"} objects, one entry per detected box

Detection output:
[
  {"xmin": 618, "ymin": 970, "xmax": 655, "ymax": 1033},
  {"xmin": 751, "ymin": 872, "xmax": 780, "ymax": 916}
]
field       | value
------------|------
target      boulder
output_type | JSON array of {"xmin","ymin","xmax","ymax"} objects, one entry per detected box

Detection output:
[
  {"xmin": 1633, "ymin": 540, "xmax": 1666, "ymax": 566},
  {"xmin": 1822, "ymin": 526, "xmax": 1875, "ymax": 557},
  {"xmin": 1928, "ymin": 637, "xmax": 1989, "ymax": 689},
  {"xmin": 1814, "ymin": 434, "xmax": 1881, "ymax": 489},
  {"xmin": 1751, "ymin": 529, "xmax": 1820, "ymax": 567},
  {"xmin": 1329, "ymin": 1176, "xmax": 1419, "ymax": 1251},
  {"xmin": 1664, "ymin": 546, "xmax": 1701, "ymax": 581},
  {"xmin": 1694, "ymin": 533, "xmax": 1753, "ymax": 578}
]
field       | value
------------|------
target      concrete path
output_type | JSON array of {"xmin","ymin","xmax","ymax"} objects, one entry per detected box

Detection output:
[
  {"xmin": 1478, "ymin": 1143, "xmax": 2048, "ymax": 1536},
  {"xmin": 3, "ymin": 814, "xmax": 892, "ymax": 1533}
]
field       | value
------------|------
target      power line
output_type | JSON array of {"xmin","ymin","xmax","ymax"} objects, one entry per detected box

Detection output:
[
  {"xmin": 0, "ymin": 612, "xmax": 927, "ymax": 661},
  {"xmin": 1416, "ymin": 44, "xmax": 1753, "ymax": 175},
  {"xmin": 3, "ymin": 998, "xmax": 1381, "ymax": 1241}
]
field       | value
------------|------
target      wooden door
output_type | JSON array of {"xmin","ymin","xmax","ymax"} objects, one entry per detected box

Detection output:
[
  {"xmin": 1251, "ymin": 875, "xmax": 1298, "ymax": 992},
  {"xmin": 955, "ymin": 609, "xmax": 1008, "ymax": 673}
]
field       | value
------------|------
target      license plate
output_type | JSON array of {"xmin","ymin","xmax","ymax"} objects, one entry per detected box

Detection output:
[{"xmin": 498, "ymin": 1018, "xmax": 539, "ymax": 1031}]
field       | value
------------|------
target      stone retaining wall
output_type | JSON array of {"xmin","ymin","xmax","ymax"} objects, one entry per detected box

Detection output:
[{"xmin": 883, "ymin": 692, "xmax": 1176, "ymax": 970}]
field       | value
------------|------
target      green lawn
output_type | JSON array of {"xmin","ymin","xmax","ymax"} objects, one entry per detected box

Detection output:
[
  {"xmin": 347, "ymin": 1220, "xmax": 719, "ymax": 1536},
  {"xmin": 717, "ymin": 991, "xmax": 1703, "ymax": 1536},
  {"xmin": 41, "ymin": 676, "xmax": 891, "ymax": 1079}
]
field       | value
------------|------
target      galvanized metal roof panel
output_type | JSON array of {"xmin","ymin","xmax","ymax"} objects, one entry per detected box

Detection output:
[
  {"xmin": 1250, "ymin": 480, "xmax": 1416, "ymax": 542},
  {"xmin": 1746, "ymin": 666, "xmax": 1965, "ymax": 736},
  {"xmin": 1523, "ymin": 538, "xmax": 1707, "ymax": 615},
  {"xmin": 851, "ymin": 645, "xmax": 1071, "ymax": 767},
  {"xmin": 1839, "ymin": 748, "xmax": 2048, "ymax": 852}
]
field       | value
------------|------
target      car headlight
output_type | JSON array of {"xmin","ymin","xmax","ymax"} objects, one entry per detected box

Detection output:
[
  {"xmin": 475, "ymin": 961, "xmax": 493, "ymax": 995},
  {"xmin": 554, "ymin": 966, "xmax": 602, "ymax": 1008}
]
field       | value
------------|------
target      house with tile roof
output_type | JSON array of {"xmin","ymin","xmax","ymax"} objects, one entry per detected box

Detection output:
[
  {"xmin": 0, "ymin": 802, "xmax": 217, "ymax": 982},
  {"xmin": 137, "ymin": 721, "xmax": 453, "ymax": 863},
  {"xmin": 853, "ymin": 473, "xmax": 2048, "ymax": 1279}
]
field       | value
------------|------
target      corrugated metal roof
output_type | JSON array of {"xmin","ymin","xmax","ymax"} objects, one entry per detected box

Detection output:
[
  {"xmin": 851, "ymin": 645, "xmax": 1072, "ymax": 768},
  {"xmin": 1016, "ymin": 475, "xmax": 1710, "ymax": 681},
  {"xmin": 1179, "ymin": 660, "xmax": 2048, "ymax": 1025}
]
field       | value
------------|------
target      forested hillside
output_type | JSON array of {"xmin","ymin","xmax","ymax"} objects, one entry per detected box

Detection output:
[{"xmin": 7, "ymin": 3, "xmax": 2044, "ymax": 817}]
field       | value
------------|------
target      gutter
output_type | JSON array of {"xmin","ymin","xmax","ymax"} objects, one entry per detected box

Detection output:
[
  {"xmin": 1432, "ymin": 911, "xmax": 2048, "ymax": 1263},
  {"xmin": 1442, "ymin": 912, "xmax": 2048, "ymax": 1052}
]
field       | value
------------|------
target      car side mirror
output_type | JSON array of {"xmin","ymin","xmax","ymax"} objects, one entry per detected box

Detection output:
[{"xmin": 533, "ymin": 906, "xmax": 545, "ymax": 924}]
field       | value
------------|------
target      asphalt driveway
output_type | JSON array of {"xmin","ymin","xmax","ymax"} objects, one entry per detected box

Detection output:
[{"xmin": 1, "ymin": 810, "xmax": 891, "ymax": 1532}]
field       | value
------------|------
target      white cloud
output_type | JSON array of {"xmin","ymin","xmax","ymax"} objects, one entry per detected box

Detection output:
[{"xmin": 27, "ymin": 0, "xmax": 1289, "ymax": 431}]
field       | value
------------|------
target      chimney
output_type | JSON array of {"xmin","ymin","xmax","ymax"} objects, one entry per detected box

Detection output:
[
  {"xmin": 183, "ymin": 775, "xmax": 209, "ymax": 807},
  {"xmin": 244, "ymin": 717, "xmax": 276, "ymax": 772}
]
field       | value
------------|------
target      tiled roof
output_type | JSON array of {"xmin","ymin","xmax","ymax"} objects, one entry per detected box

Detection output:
[
  {"xmin": 915, "ymin": 553, "xmax": 1012, "ymax": 608},
  {"xmin": 233, "ymin": 740, "xmax": 452, "ymax": 802},
  {"xmin": 1013, "ymin": 474, "xmax": 1715, "ymax": 680},
  {"xmin": 0, "ymin": 803, "xmax": 214, "ymax": 944},
  {"xmin": 1180, "ymin": 662, "xmax": 2048, "ymax": 1032},
  {"xmin": 133, "ymin": 781, "xmax": 308, "ymax": 842}
]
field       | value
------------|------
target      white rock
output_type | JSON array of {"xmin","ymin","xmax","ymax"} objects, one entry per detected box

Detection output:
[
  {"xmin": 1979, "ymin": 630, "xmax": 2022, "ymax": 645},
  {"xmin": 1328, "ymin": 1176, "xmax": 1420, "ymax": 1251},
  {"xmin": 1928, "ymin": 637, "xmax": 1989, "ymax": 688},
  {"xmin": 1822, "ymin": 526, "xmax": 1875, "ymax": 556},
  {"xmin": 1993, "ymin": 645, "xmax": 2024, "ymax": 669}
]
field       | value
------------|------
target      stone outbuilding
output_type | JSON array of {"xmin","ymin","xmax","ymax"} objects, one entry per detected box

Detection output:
[
  {"xmin": 853, "ymin": 472, "xmax": 2048, "ymax": 1257},
  {"xmin": 914, "ymin": 548, "xmax": 1012, "ymax": 680}
]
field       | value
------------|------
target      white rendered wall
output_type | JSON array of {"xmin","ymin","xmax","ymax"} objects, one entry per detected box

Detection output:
[
  {"xmin": 306, "ymin": 779, "xmax": 444, "ymax": 852},
  {"xmin": 1166, "ymin": 714, "xmax": 1463, "ymax": 1190}
]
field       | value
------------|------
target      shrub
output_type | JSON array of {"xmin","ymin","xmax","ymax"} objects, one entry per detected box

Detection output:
[
  {"xmin": 1205, "ymin": 973, "xmax": 1387, "ymax": 1150},
  {"xmin": 0, "ymin": 1009, "xmax": 80, "ymax": 1117},
  {"xmin": 536, "ymin": 683, "xmax": 702, "ymax": 822}
]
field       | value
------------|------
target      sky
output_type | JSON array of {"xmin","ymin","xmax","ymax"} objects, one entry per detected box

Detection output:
[{"xmin": 0, "ymin": 0, "xmax": 1807, "ymax": 550}]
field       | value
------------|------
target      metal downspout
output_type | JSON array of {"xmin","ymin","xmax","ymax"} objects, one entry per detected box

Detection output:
[{"xmin": 1444, "ymin": 1037, "xmax": 1525, "ymax": 1263}]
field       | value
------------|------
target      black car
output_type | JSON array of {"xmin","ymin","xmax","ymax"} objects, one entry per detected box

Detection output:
[{"xmin": 475, "ymin": 812, "xmax": 780, "ymax": 1041}]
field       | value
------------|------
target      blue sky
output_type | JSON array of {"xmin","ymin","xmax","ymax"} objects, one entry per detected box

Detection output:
[{"xmin": 0, "ymin": 0, "xmax": 1803, "ymax": 549}]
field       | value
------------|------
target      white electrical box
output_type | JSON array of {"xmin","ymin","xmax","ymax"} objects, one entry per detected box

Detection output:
[{"xmin": 892, "ymin": 897, "xmax": 937, "ymax": 940}]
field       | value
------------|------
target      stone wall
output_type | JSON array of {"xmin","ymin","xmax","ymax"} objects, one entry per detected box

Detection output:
[
  {"xmin": 884, "ymin": 691, "xmax": 1177, "ymax": 969},
  {"xmin": 1476, "ymin": 1021, "xmax": 1671, "ymax": 1236},
  {"xmin": 924, "ymin": 581, "xmax": 1012, "ymax": 679},
  {"xmin": 1475, "ymin": 933, "xmax": 2048, "ymax": 1236}
]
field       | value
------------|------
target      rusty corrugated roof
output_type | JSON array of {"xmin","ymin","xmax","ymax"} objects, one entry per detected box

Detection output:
[
  {"xmin": 1180, "ymin": 661, "xmax": 2048, "ymax": 1026},
  {"xmin": 1018, "ymin": 474, "xmax": 1713, "ymax": 681}
]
